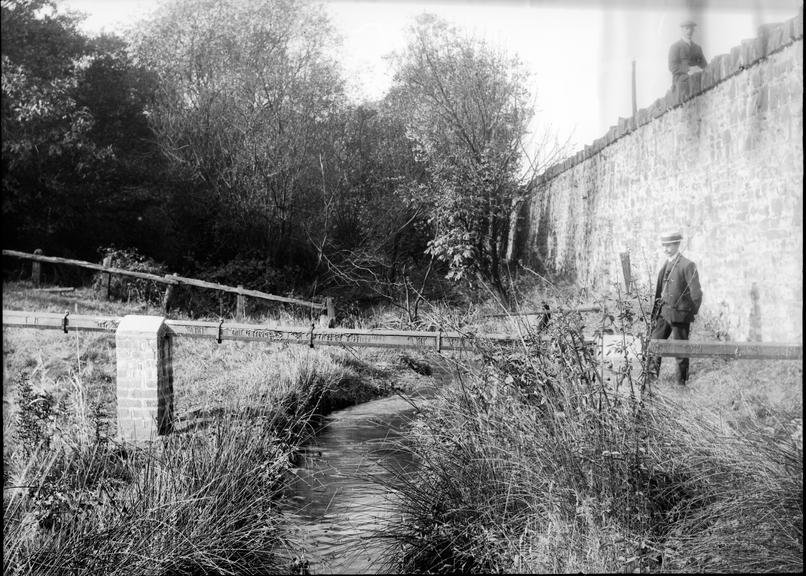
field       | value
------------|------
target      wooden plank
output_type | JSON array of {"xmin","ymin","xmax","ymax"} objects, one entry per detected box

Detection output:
[
  {"xmin": 2, "ymin": 310, "xmax": 121, "ymax": 332},
  {"xmin": 3, "ymin": 249, "xmax": 177, "ymax": 284},
  {"xmin": 164, "ymin": 319, "xmax": 519, "ymax": 350},
  {"xmin": 648, "ymin": 339, "xmax": 802, "ymax": 359},
  {"xmin": 3, "ymin": 249, "xmax": 325, "ymax": 310},
  {"xmin": 169, "ymin": 275, "xmax": 325, "ymax": 309},
  {"xmin": 32, "ymin": 287, "xmax": 75, "ymax": 293},
  {"xmin": 482, "ymin": 305, "xmax": 600, "ymax": 318},
  {"xmin": 0, "ymin": 309, "xmax": 598, "ymax": 351}
]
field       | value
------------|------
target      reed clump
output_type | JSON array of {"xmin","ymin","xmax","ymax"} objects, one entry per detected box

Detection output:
[{"xmin": 382, "ymin": 298, "xmax": 802, "ymax": 573}]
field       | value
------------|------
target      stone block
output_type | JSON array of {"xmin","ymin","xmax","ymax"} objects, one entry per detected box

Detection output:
[
  {"xmin": 751, "ymin": 37, "xmax": 766, "ymax": 63},
  {"xmin": 723, "ymin": 52, "xmax": 736, "ymax": 78},
  {"xmin": 663, "ymin": 90, "xmax": 675, "ymax": 109},
  {"xmin": 636, "ymin": 107, "xmax": 648, "ymax": 127},
  {"xmin": 767, "ymin": 26, "xmax": 785, "ymax": 55},
  {"xmin": 757, "ymin": 22, "xmax": 776, "ymax": 41},
  {"xmin": 786, "ymin": 17, "xmax": 799, "ymax": 42},
  {"xmin": 701, "ymin": 66, "xmax": 715, "ymax": 90},
  {"xmin": 617, "ymin": 117, "xmax": 629, "ymax": 137},
  {"xmin": 731, "ymin": 45, "xmax": 743, "ymax": 69},
  {"xmin": 593, "ymin": 137, "xmax": 605, "ymax": 152}
]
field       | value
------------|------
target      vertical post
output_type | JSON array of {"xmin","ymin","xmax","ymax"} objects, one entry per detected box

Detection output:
[
  {"xmin": 161, "ymin": 274, "xmax": 177, "ymax": 315},
  {"xmin": 326, "ymin": 297, "xmax": 336, "ymax": 328},
  {"xmin": 115, "ymin": 315, "xmax": 173, "ymax": 441},
  {"xmin": 236, "ymin": 285, "xmax": 245, "ymax": 321},
  {"xmin": 32, "ymin": 249, "xmax": 43, "ymax": 287},
  {"xmin": 218, "ymin": 292, "xmax": 224, "ymax": 318},
  {"xmin": 748, "ymin": 283, "xmax": 762, "ymax": 342},
  {"xmin": 619, "ymin": 251, "xmax": 632, "ymax": 293},
  {"xmin": 631, "ymin": 60, "xmax": 638, "ymax": 126},
  {"xmin": 102, "ymin": 254, "xmax": 113, "ymax": 300}
]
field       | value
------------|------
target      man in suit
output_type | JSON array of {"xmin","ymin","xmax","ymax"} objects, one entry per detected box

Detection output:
[
  {"xmin": 649, "ymin": 231, "xmax": 703, "ymax": 385},
  {"xmin": 669, "ymin": 19, "xmax": 707, "ymax": 95}
]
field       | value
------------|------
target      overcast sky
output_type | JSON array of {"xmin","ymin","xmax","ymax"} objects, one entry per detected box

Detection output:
[{"xmin": 58, "ymin": 0, "xmax": 802, "ymax": 159}]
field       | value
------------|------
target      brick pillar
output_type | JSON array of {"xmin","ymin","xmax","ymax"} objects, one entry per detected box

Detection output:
[{"xmin": 115, "ymin": 315, "xmax": 173, "ymax": 441}]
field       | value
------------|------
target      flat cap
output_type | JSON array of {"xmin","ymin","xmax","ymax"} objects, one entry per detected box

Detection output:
[
  {"xmin": 660, "ymin": 231, "xmax": 684, "ymax": 244},
  {"xmin": 680, "ymin": 19, "xmax": 698, "ymax": 28}
]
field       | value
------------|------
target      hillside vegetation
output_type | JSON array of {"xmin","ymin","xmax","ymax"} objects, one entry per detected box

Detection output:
[{"xmin": 3, "ymin": 0, "xmax": 564, "ymax": 310}]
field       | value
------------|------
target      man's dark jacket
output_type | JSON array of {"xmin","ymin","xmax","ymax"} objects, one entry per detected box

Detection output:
[
  {"xmin": 668, "ymin": 39, "xmax": 707, "ymax": 83},
  {"xmin": 653, "ymin": 254, "xmax": 703, "ymax": 324}
]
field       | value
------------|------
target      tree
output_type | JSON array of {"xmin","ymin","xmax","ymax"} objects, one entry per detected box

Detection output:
[
  {"xmin": 390, "ymin": 14, "xmax": 536, "ymax": 295},
  {"xmin": 2, "ymin": 0, "xmax": 99, "ymax": 254},
  {"xmin": 310, "ymin": 100, "xmax": 436, "ymax": 322},
  {"xmin": 132, "ymin": 0, "xmax": 345, "ymax": 269},
  {"xmin": 2, "ymin": 0, "xmax": 173, "ymax": 260}
]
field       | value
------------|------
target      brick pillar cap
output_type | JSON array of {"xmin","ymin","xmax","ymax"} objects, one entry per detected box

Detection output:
[{"xmin": 116, "ymin": 315, "xmax": 166, "ymax": 335}]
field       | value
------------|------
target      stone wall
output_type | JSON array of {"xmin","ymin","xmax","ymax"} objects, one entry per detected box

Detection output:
[{"xmin": 517, "ymin": 9, "xmax": 803, "ymax": 342}]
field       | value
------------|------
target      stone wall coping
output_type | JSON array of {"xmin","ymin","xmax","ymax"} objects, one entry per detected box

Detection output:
[{"xmin": 533, "ymin": 6, "xmax": 804, "ymax": 185}]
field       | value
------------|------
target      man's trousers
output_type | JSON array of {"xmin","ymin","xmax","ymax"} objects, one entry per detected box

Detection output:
[{"xmin": 649, "ymin": 316, "xmax": 691, "ymax": 385}]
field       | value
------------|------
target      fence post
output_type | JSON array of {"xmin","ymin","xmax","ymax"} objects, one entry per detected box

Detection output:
[
  {"xmin": 115, "ymin": 315, "xmax": 173, "ymax": 441},
  {"xmin": 326, "ymin": 297, "xmax": 336, "ymax": 328},
  {"xmin": 32, "ymin": 249, "xmax": 43, "ymax": 287},
  {"xmin": 619, "ymin": 252, "xmax": 632, "ymax": 293},
  {"xmin": 162, "ymin": 274, "xmax": 177, "ymax": 315},
  {"xmin": 236, "ymin": 285, "xmax": 245, "ymax": 321},
  {"xmin": 102, "ymin": 254, "xmax": 112, "ymax": 300}
]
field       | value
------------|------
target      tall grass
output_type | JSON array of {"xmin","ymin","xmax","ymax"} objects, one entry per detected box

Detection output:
[
  {"xmin": 3, "ymin": 336, "xmax": 396, "ymax": 575},
  {"xmin": 379, "ymin": 293, "xmax": 803, "ymax": 573}
]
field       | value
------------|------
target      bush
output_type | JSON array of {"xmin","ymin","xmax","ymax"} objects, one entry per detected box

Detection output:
[{"xmin": 92, "ymin": 246, "xmax": 168, "ymax": 307}]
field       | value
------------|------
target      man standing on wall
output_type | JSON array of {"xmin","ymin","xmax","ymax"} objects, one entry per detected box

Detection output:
[
  {"xmin": 668, "ymin": 19, "xmax": 708, "ymax": 96},
  {"xmin": 649, "ymin": 231, "xmax": 703, "ymax": 385}
]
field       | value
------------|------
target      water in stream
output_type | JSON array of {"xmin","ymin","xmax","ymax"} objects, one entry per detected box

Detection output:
[{"xmin": 281, "ymin": 387, "xmax": 433, "ymax": 574}]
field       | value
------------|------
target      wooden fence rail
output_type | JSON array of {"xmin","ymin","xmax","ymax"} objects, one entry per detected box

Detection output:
[
  {"xmin": 647, "ymin": 339, "xmax": 803, "ymax": 360},
  {"xmin": 3, "ymin": 249, "xmax": 328, "ymax": 315},
  {"xmin": 481, "ymin": 305, "xmax": 601, "ymax": 318},
  {"xmin": 4, "ymin": 310, "xmax": 800, "ymax": 441},
  {"xmin": 1, "ymin": 310, "xmax": 518, "ymax": 351},
  {"xmin": 5, "ymin": 309, "xmax": 800, "ymax": 358}
]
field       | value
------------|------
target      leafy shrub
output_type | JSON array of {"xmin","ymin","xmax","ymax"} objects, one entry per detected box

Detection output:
[
  {"xmin": 93, "ymin": 246, "xmax": 168, "ymax": 307},
  {"xmin": 13, "ymin": 373, "xmax": 56, "ymax": 456}
]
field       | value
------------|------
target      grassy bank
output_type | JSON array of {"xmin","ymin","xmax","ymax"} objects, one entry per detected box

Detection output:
[
  {"xmin": 380, "ymin": 302, "xmax": 803, "ymax": 573},
  {"xmin": 2, "ymin": 281, "xmax": 433, "ymax": 574}
]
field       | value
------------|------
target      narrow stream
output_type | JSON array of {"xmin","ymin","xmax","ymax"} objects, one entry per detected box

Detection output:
[{"xmin": 280, "ymin": 368, "xmax": 446, "ymax": 574}]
